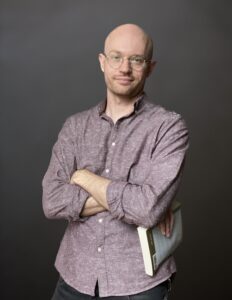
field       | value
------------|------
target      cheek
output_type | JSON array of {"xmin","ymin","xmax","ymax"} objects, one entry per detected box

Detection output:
[
  {"xmin": 104, "ymin": 68, "xmax": 116, "ymax": 84},
  {"xmin": 134, "ymin": 72, "xmax": 147, "ymax": 85},
  {"xmin": 103, "ymin": 64, "xmax": 111, "ymax": 76},
  {"xmin": 104, "ymin": 72, "xmax": 112, "ymax": 85}
]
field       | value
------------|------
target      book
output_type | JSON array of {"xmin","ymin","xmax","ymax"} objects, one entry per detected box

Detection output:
[{"xmin": 137, "ymin": 201, "xmax": 183, "ymax": 276}]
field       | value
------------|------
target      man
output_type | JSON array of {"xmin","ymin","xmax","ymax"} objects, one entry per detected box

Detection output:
[{"xmin": 42, "ymin": 24, "xmax": 189, "ymax": 299}]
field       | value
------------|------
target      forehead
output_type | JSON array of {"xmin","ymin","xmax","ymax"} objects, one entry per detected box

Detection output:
[{"xmin": 105, "ymin": 32, "xmax": 147, "ymax": 56}]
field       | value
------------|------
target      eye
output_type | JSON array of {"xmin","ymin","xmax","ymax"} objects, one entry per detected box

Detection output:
[
  {"xmin": 109, "ymin": 53, "xmax": 122, "ymax": 61},
  {"xmin": 130, "ymin": 56, "xmax": 144, "ymax": 64}
]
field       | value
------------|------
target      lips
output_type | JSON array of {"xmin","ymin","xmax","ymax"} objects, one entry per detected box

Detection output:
[{"xmin": 114, "ymin": 77, "xmax": 133, "ymax": 85}]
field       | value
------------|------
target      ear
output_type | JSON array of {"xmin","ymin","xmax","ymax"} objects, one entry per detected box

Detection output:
[
  {"xmin": 98, "ymin": 53, "xmax": 105, "ymax": 73},
  {"xmin": 146, "ymin": 60, "xmax": 157, "ymax": 77}
]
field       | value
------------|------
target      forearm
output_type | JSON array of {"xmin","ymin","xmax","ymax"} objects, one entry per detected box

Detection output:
[
  {"xmin": 71, "ymin": 169, "xmax": 111, "ymax": 210},
  {"xmin": 106, "ymin": 180, "xmax": 176, "ymax": 228},
  {"xmin": 81, "ymin": 196, "xmax": 106, "ymax": 217}
]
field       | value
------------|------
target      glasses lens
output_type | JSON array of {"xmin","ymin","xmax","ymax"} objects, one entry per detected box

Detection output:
[
  {"xmin": 108, "ymin": 53, "xmax": 122, "ymax": 69},
  {"xmin": 105, "ymin": 52, "xmax": 147, "ymax": 70},
  {"xmin": 130, "ymin": 56, "xmax": 145, "ymax": 70}
]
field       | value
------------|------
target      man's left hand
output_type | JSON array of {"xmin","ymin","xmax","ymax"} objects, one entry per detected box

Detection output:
[{"xmin": 158, "ymin": 208, "xmax": 174, "ymax": 238}]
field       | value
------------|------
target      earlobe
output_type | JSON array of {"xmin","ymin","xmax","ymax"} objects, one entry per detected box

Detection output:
[{"xmin": 98, "ymin": 53, "xmax": 105, "ymax": 73}]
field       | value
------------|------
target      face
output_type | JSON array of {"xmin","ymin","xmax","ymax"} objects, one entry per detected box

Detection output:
[{"xmin": 99, "ymin": 30, "xmax": 155, "ymax": 100}]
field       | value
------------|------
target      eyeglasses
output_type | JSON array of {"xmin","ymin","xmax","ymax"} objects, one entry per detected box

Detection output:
[{"xmin": 103, "ymin": 52, "xmax": 150, "ymax": 71}]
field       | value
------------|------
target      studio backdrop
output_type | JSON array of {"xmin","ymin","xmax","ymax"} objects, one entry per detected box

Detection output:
[{"xmin": 1, "ymin": 1, "xmax": 232, "ymax": 299}]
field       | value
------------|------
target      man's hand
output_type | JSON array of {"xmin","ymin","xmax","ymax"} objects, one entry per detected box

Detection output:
[{"xmin": 158, "ymin": 208, "xmax": 174, "ymax": 238}]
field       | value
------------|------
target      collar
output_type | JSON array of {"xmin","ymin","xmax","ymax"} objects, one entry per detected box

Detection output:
[{"xmin": 97, "ymin": 93, "xmax": 146, "ymax": 117}]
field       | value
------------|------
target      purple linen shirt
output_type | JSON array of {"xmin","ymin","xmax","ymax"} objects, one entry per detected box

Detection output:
[{"xmin": 42, "ymin": 95, "xmax": 189, "ymax": 297}]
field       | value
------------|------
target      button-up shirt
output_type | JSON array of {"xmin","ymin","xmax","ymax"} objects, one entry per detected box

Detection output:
[{"xmin": 42, "ymin": 95, "xmax": 189, "ymax": 297}]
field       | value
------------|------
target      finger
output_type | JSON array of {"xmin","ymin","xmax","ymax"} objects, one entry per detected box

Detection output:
[
  {"xmin": 170, "ymin": 210, "xmax": 174, "ymax": 233},
  {"xmin": 165, "ymin": 211, "xmax": 171, "ymax": 237},
  {"xmin": 165, "ymin": 209, "xmax": 173, "ymax": 237},
  {"xmin": 167, "ymin": 209, "xmax": 174, "ymax": 237},
  {"xmin": 158, "ymin": 221, "xmax": 166, "ymax": 236}
]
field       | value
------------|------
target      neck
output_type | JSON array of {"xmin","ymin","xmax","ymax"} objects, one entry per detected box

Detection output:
[{"xmin": 105, "ymin": 91, "xmax": 143, "ymax": 123}]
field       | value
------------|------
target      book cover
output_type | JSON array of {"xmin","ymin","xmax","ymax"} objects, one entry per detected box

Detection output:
[{"xmin": 137, "ymin": 201, "xmax": 182, "ymax": 276}]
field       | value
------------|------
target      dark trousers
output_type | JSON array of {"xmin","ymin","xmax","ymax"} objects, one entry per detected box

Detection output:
[{"xmin": 51, "ymin": 277, "xmax": 171, "ymax": 300}]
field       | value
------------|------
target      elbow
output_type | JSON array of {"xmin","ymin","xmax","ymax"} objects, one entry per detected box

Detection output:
[
  {"xmin": 138, "ymin": 219, "xmax": 155, "ymax": 229},
  {"xmin": 42, "ymin": 181, "xmax": 54, "ymax": 219},
  {"xmin": 42, "ymin": 190, "xmax": 75, "ymax": 221},
  {"xmin": 129, "ymin": 207, "xmax": 159, "ymax": 228},
  {"xmin": 42, "ymin": 190, "xmax": 61, "ymax": 220},
  {"xmin": 42, "ymin": 180, "xmax": 66, "ymax": 220},
  {"xmin": 136, "ymin": 213, "xmax": 157, "ymax": 228},
  {"xmin": 42, "ymin": 198, "xmax": 56, "ymax": 219},
  {"xmin": 136, "ymin": 200, "xmax": 163, "ymax": 228},
  {"xmin": 42, "ymin": 201, "xmax": 66, "ymax": 220},
  {"xmin": 43, "ymin": 209, "xmax": 54, "ymax": 220}
]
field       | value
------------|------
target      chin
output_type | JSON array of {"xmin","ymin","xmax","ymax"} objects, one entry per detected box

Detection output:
[
  {"xmin": 111, "ymin": 85, "xmax": 135, "ymax": 96},
  {"xmin": 114, "ymin": 86, "xmax": 142, "ymax": 98},
  {"xmin": 115, "ymin": 92, "xmax": 139, "ymax": 99},
  {"xmin": 113, "ymin": 89, "xmax": 134, "ymax": 97}
]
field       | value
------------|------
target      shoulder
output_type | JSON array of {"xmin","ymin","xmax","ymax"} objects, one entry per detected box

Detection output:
[
  {"xmin": 143, "ymin": 99, "xmax": 187, "ymax": 130},
  {"xmin": 143, "ymin": 100, "xmax": 189, "ymax": 152},
  {"xmin": 54, "ymin": 103, "xmax": 99, "ymax": 142},
  {"xmin": 62, "ymin": 102, "xmax": 99, "ymax": 132}
]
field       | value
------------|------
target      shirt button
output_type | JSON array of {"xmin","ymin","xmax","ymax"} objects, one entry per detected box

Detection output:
[
  {"xmin": 105, "ymin": 169, "xmax": 110, "ymax": 173},
  {"xmin": 98, "ymin": 218, "xmax": 103, "ymax": 223},
  {"xmin": 98, "ymin": 247, "xmax": 102, "ymax": 252},
  {"xmin": 112, "ymin": 142, "xmax": 116, "ymax": 146}
]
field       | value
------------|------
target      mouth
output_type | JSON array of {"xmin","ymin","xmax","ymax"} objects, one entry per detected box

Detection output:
[{"xmin": 114, "ymin": 77, "xmax": 134, "ymax": 85}]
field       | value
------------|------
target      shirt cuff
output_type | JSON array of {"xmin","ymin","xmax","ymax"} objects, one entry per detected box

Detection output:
[{"xmin": 71, "ymin": 184, "xmax": 90, "ymax": 222}]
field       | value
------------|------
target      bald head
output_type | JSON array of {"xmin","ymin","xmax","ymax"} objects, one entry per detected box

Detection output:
[{"xmin": 104, "ymin": 24, "xmax": 153, "ymax": 60}]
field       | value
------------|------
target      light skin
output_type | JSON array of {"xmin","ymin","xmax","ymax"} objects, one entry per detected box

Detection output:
[
  {"xmin": 99, "ymin": 24, "xmax": 156, "ymax": 123},
  {"xmin": 71, "ymin": 24, "xmax": 173, "ymax": 236}
]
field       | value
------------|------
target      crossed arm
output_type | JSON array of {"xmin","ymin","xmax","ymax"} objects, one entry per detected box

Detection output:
[
  {"xmin": 43, "ymin": 115, "xmax": 187, "ymax": 231},
  {"xmin": 70, "ymin": 169, "xmax": 173, "ymax": 237}
]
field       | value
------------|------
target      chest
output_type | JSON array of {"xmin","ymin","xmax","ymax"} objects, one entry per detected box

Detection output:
[{"xmin": 75, "ymin": 117, "xmax": 158, "ymax": 182}]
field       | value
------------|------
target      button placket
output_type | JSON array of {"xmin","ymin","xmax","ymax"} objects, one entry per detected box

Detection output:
[
  {"xmin": 97, "ymin": 218, "xmax": 104, "ymax": 254},
  {"xmin": 105, "ymin": 127, "xmax": 118, "ymax": 173}
]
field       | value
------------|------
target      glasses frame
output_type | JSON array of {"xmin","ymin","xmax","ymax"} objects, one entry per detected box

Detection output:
[{"xmin": 102, "ymin": 52, "xmax": 151, "ymax": 71}]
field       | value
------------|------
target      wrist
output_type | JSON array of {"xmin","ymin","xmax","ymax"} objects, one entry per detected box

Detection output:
[{"xmin": 71, "ymin": 169, "xmax": 86, "ymax": 185}]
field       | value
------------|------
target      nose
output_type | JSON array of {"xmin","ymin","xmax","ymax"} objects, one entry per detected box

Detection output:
[{"xmin": 119, "ymin": 57, "xmax": 132, "ymax": 73}]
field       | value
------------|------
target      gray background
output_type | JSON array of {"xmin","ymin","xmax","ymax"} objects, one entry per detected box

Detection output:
[{"xmin": 1, "ymin": 0, "xmax": 232, "ymax": 299}]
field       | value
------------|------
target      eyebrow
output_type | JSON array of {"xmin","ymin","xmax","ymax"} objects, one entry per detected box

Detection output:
[{"xmin": 108, "ymin": 50, "xmax": 146, "ymax": 57}]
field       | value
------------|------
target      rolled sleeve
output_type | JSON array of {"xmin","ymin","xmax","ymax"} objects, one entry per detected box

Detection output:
[
  {"xmin": 106, "ymin": 115, "xmax": 189, "ymax": 228},
  {"xmin": 42, "ymin": 117, "xmax": 89, "ymax": 222},
  {"xmin": 106, "ymin": 180, "xmax": 128, "ymax": 220}
]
